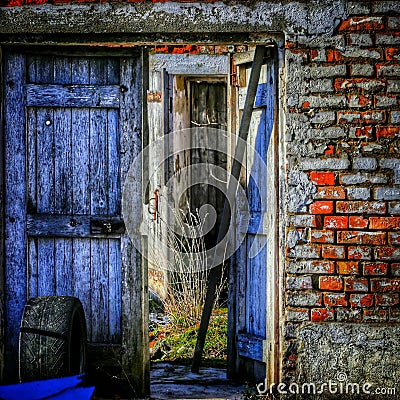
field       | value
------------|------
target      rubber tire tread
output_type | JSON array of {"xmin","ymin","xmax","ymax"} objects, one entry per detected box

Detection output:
[{"xmin": 19, "ymin": 296, "xmax": 87, "ymax": 382}]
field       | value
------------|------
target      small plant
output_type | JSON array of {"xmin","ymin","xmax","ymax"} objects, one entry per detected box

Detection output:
[{"xmin": 146, "ymin": 197, "xmax": 227, "ymax": 364}]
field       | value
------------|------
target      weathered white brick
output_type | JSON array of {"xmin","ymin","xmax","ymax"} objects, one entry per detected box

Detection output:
[
  {"xmin": 341, "ymin": 172, "xmax": 388, "ymax": 185},
  {"xmin": 287, "ymin": 260, "xmax": 334, "ymax": 274},
  {"xmin": 373, "ymin": 1, "xmax": 400, "ymax": 13},
  {"xmin": 347, "ymin": 187, "xmax": 371, "ymax": 200},
  {"xmin": 299, "ymin": 158, "xmax": 350, "ymax": 171},
  {"xmin": 287, "ymin": 292, "xmax": 322, "ymax": 307},
  {"xmin": 339, "ymin": 47, "xmax": 381, "ymax": 59},
  {"xmin": 348, "ymin": 34, "xmax": 373, "ymax": 47},
  {"xmin": 388, "ymin": 80, "xmax": 400, "ymax": 93},
  {"xmin": 376, "ymin": 96, "xmax": 398, "ymax": 108},
  {"xmin": 351, "ymin": 64, "xmax": 374, "ymax": 77},
  {"xmin": 309, "ymin": 79, "xmax": 334, "ymax": 93},
  {"xmin": 286, "ymin": 309, "xmax": 310, "ymax": 322},
  {"xmin": 310, "ymin": 65, "xmax": 347, "ymax": 79},
  {"xmin": 287, "ymin": 276, "xmax": 313, "ymax": 290},
  {"xmin": 379, "ymin": 158, "xmax": 400, "ymax": 183},
  {"xmin": 379, "ymin": 66, "xmax": 400, "ymax": 77},
  {"xmin": 288, "ymin": 215, "xmax": 319, "ymax": 228},
  {"xmin": 376, "ymin": 34, "xmax": 400, "ymax": 45},
  {"xmin": 310, "ymin": 112, "xmax": 335, "ymax": 125},
  {"xmin": 288, "ymin": 245, "xmax": 320, "ymax": 259},
  {"xmin": 347, "ymin": 1, "xmax": 371, "ymax": 15},
  {"xmin": 353, "ymin": 157, "xmax": 377, "ymax": 170},
  {"xmin": 389, "ymin": 202, "xmax": 400, "ymax": 214},
  {"xmin": 388, "ymin": 17, "xmax": 400, "ymax": 30},
  {"xmin": 390, "ymin": 111, "xmax": 400, "ymax": 124},
  {"xmin": 375, "ymin": 188, "xmax": 400, "ymax": 200},
  {"xmin": 300, "ymin": 95, "xmax": 346, "ymax": 109}
]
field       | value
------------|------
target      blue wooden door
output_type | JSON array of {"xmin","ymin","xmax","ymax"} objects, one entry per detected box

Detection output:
[
  {"xmin": 4, "ymin": 50, "xmax": 147, "ymax": 385},
  {"xmin": 233, "ymin": 55, "xmax": 275, "ymax": 381}
]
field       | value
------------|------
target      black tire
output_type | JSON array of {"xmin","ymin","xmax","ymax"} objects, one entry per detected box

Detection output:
[{"xmin": 19, "ymin": 296, "xmax": 87, "ymax": 382}]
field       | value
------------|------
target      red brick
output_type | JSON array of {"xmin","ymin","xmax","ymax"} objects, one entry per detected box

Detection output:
[
  {"xmin": 310, "ymin": 230, "xmax": 335, "ymax": 244},
  {"xmin": 375, "ymin": 293, "xmax": 400, "ymax": 307},
  {"xmin": 350, "ymin": 126, "xmax": 373, "ymax": 139},
  {"xmin": 337, "ymin": 231, "xmax": 386, "ymax": 245},
  {"xmin": 338, "ymin": 17, "xmax": 385, "ymax": 32},
  {"xmin": 348, "ymin": 245, "xmax": 372, "ymax": 260},
  {"xmin": 363, "ymin": 309, "xmax": 388, "ymax": 322},
  {"xmin": 337, "ymin": 201, "xmax": 386, "ymax": 214},
  {"xmin": 324, "ymin": 293, "xmax": 347, "ymax": 307},
  {"xmin": 337, "ymin": 261, "xmax": 359, "ymax": 275},
  {"xmin": 349, "ymin": 216, "xmax": 369, "ymax": 229},
  {"xmin": 371, "ymin": 278, "xmax": 400, "ymax": 292},
  {"xmin": 316, "ymin": 186, "xmax": 346, "ymax": 200},
  {"xmin": 326, "ymin": 49, "xmax": 335, "ymax": 63},
  {"xmin": 376, "ymin": 126, "xmax": 400, "ymax": 138},
  {"xmin": 310, "ymin": 172, "xmax": 335, "ymax": 185},
  {"xmin": 324, "ymin": 216, "xmax": 348, "ymax": 229},
  {"xmin": 310, "ymin": 201, "xmax": 334, "ymax": 214},
  {"xmin": 324, "ymin": 145, "xmax": 335, "ymax": 155},
  {"xmin": 349, "ymin": 294, "xmax": 374, "ymax": 307},
  {"xmin": 344, "ymin": 277, "xmax": 369, "ymax": 292},
  {"xmin": 322, "ymin": 245, "xmax": 346, "ymax": 259},
  {"xmin": 375, "ymin": 246, "xmax": 400, "ymax": 260},
  {"xmin": 385, "ymin": 48, "xmax": 400, "ymax": 61},
  {"xmin": 363, "ymin": 262, "xmax": 388, "ymax": 276},
  {"xmin": 320, "ymin": 276, "xmax": 343, "ymax": 291},
  {"xmin": 370, "ymin": 217, "xmax": 400, "ymax": 230},
  {"xmin": 311, "ymin": 308, "xmax": 334, "ymax": 322}
]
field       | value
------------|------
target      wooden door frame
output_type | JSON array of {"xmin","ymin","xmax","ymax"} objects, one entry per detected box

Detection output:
[
  {"xmin": 0, "ymin": 46, "xmax": 150, "ymax": 395},
  {"xmin": 0, "ymin": 35, "xmax": 284, "ymax": 392}
]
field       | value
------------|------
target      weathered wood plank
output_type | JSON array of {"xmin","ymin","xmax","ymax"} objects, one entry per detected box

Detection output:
[
  {"xmin": 55, "ymin": 238, "xmax": 73, "ymax": 296},
  {"xmin": 70, "ymin": 58, "xmax": 93, "ymax": 341},
  {"xmin": 36, "ymin": 55, "xmax": 54, "ymax": 84},
  {"xmin": 91, "ymin": 239, "xmax": 109, "ymax": 342},
  {"xmin": 73, "ymin": 238, "xmax": 92, "ymax": 340},
  {"xmin": 54, "ymin": 108, "xmax": 73, "ymax": 214},
  {"xmin": 27, "ymin": 84, "xmax": 120, "ymax": 108},
  {"xmin": 37, "ymin": 238, "xmax": 56, "ymax": 296},
  {"xmin": 72, "ymin": 109, "xmax": 90, "ymax": 215},
  {"xmin": 71, "ymin": 57, "xmax": 90, "ymax": 85},
  {"xmin": 4, "ymin": 52, "xmax": 27, "ymax": 379},
  {"xmin": 107, "ymin": 58, "xmax": 120, "ymax": 85},
  {"xmin": 120, "ymin": 52, "xmax": 149, "ymax": 396},
  {"xmin": 237, "ymin": 333, "xmax": 266, "ymax": 363},
  {"xmin": 108, "ymin": 239, "xmax": 122, "ymax": 343},
  {"xmin": 27, "ymin": 214, "xmax": 124, "ymax": 238},
  {"xmin": 27, "ymin": 238, "xmax": 38, "ymax": 298},
  {"xmin": 90, "ymin": 109, "xmax": 108, "ymax": 215},
  {"xmin": 36, "ymin": 108, "xmax": 55, "ymax": 214},
  {"xmin": 27, "ymin": 108, "xmax": 37, "ymax": 214},
  {"xmin": 108, "ymin": 109, "xmax": 120, "ymax": 215},
  {"xmin": 54, "ymin": 56, "xmax": 71, "ymax": 85}
]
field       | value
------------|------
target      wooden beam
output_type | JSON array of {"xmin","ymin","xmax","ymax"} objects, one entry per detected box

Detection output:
[{"xmin": 191, "ymin": 45, "xmax": 266, "ymax": 373}]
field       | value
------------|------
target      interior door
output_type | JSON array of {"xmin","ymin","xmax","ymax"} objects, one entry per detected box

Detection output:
[
  {"xmin": 4, "ymin": 49, "xmax": 148, "ymax": 392},
  {"xmin": 233, "ymin": 53, "xmax": 275, "ymax": 382}
]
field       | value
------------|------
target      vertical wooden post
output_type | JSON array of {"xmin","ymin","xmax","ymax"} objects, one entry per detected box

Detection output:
[{"xmin": 192, "ymin": 45, "xmax": 266, "ymax": 373}]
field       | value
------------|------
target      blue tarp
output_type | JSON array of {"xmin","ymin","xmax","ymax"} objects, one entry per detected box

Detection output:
[{"xmin": 0, "ymin": 374, "xmax": 94, "ymax": 400}]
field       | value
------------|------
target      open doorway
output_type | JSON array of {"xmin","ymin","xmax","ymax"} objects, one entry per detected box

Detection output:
[{"xmin": 144, "ymin": 43, "xmax": 279, "ymax": 394}]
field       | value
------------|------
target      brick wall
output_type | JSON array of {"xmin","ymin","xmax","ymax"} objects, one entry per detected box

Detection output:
[{"xmin": 284, "ymin": 1, "xmax": 400, "ymax": 381}]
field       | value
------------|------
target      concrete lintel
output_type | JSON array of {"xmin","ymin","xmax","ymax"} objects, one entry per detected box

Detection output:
[{"xmin": 0, "ymin": 1, "xmax": 346, "ymax": 37}]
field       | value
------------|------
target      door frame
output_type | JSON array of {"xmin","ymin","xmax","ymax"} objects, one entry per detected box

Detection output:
[
  {"xmin": 1, "ymin": 46, "xmax": 150, "ymax": 395},
  {"xmin": 0, "ymin": 34, "xmax": 285, "ymax": 392}
]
